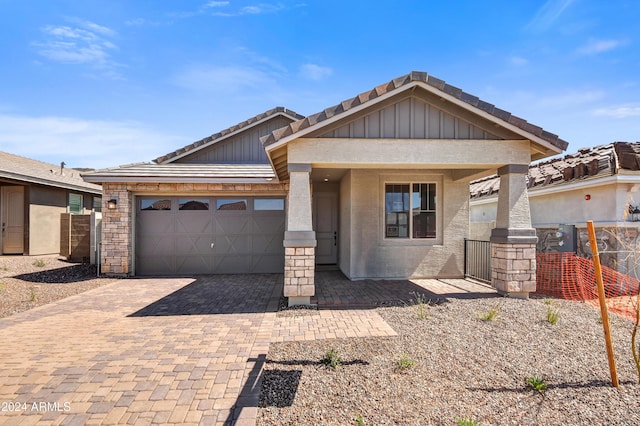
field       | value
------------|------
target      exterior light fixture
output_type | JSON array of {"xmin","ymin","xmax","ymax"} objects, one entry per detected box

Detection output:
[
  {"xmin": 628, "ymin": 204, "xmax": 640, "ymax": 222},
  {"xmin": 107, "ymin": 199, "xmax": 118, "ymax": 210}
]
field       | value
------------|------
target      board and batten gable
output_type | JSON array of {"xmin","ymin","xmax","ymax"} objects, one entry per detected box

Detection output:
[
  {"xmin": 175, "ymin": 116, "xmax": 295, "ymax": 164},
  {"xmin": 319, "ymin": 96, "xmax": 503, "ymax": 141}
]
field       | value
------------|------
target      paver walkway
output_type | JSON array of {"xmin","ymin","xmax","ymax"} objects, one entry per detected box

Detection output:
[{"xmin": 0, "ymin": 272, "xmax": 494, "ymax": 425}]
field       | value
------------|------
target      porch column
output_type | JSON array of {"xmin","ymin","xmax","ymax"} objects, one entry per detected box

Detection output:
[
  {"xmin": 283, "ymin": 163, "xmax": 316, "ymax": 306},
  {"xmin": 490, "ymin": 164, "xmax": 537, "ymax": 299}
]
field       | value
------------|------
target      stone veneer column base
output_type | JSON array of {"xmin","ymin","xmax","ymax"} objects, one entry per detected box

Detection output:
[
  {"xmin": 491, "ymin": 242, "xmax": 537, "ymax": 299},
  {"xmin": 284, "ymin": 247, "xmax": 315, "ymax": 306}
]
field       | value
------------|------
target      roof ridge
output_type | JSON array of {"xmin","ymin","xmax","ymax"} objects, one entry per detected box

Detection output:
[
  {"xmin": 261, "ymin": 71, "xmax": 569, "ymax": 151},
  {"xmin": 155, "ymin": 107, "xmax": 305, "ymax": 164}
]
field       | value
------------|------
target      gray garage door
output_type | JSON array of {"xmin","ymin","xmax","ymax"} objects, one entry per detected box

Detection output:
[{"xmin": 136, "ymin": 196, "xmax": 285, "ymax": 275}]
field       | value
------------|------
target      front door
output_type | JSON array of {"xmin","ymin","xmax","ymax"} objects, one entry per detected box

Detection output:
[
  {"xmin": 313, "ymin": 192, "xmax": 338, "ymax": 264},
  {"xmin": 1, "ymin": 186, "xmax": 25, "ymax": 254}
]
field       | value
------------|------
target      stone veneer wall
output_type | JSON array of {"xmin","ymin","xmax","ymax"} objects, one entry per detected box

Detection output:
[
  {"xmin": 100, "ymin": 181, "xmax": 288, "ymax": 276},
  {"xmin": 283, "ymin": 247, "xmax": 315, "ymax": 297},
  {"xmin": 491, "ymin": 242, "xmax": 537, "ymax": 295}
]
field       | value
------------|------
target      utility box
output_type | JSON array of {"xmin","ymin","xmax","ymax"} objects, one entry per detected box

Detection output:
[{"xmin": 556, "ymin": 224, "xmax": 577, "ymax": 253}]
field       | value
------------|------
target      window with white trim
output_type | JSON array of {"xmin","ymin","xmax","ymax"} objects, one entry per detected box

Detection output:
[
  {"xmin": 385, "ymin": 183, "xmax": 436, "ymax": 239},
  {"xmin": 68, "ymin": 193, "xmax": 83, "ymax": 214}
]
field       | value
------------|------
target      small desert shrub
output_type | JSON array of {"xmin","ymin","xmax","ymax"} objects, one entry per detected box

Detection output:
[
  {"xmin": 546, "ymin": 307, "xmax": 560, "ymax": 325},
  {"xmin": 456, "ymin": 417, "xmax": 480, "ymax": 426},
  {"xmin": 525, "ymin": 375, "xmax": 548, "ymax": 394},
  {"xmin": 478, "ymin": 304, "xmax": 500, "ymax": 322},
  {"xmin": 395, "ymin": 354, "xmax": 416, "ymax": 372},
  {"xmin": 355, "ymin": 414, "xmax": 365, "ymax": 425},
  {"xmin": 411, "ymin": 291, "xmax": 431, "ymax": 319},
  {"xmin": 321, "ymin": 348, "xmax": 342, "ymax": 369},
  {"xmin": 30, "ymin": 287, "xmax": 37, "ymax": 302},
  {"xmin": 32, "ymin": 259, "xmax": 45, "ymax": 268}
]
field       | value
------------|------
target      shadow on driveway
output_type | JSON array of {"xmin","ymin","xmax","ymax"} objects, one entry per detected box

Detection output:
[{"xmin": 128, "ymin": 274, "xmax": 282, "ymax": 316}]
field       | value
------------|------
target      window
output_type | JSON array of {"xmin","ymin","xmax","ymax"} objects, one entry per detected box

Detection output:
[
  {"xmin": 93, "ymin": 197, "xmax": 102, "ymax": 212},
  {"xmin": 254, "ymin": 198, "xmax": 285, "ymax": 211},
  {"xmin": 385, "ymin": 183, "xmax": 436, "ymax": 239},
  {"xmin": 216, "ymin": 199, "xmax": 247, "ymax": 211},
  {"xmin": 141, "ymin": 199, "xmax": 171, "ymax": 211},
  {"xmin": 69, "ymin": 193, "xmax": 83, "ymax": 214},
  {"xmin": 179, "ymin": 199, "xmax": 209, "ymax": 210}
]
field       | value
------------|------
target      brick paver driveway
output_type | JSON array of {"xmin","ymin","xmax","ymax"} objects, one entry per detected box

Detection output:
[{"xmin": 0, "ymin": 275, "xmax": 281, "ymax": 426}]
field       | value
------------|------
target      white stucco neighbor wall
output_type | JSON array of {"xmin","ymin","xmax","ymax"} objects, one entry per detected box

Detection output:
[
  {"xmin": 470, "ymin": 181, "xmax": 633, "ymax": 233},
  {"xmin": 342, "ymin": 169, "xmax": 469, "ymax": 279}
]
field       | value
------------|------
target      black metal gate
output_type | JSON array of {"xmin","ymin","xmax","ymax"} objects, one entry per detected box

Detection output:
[{"xmin": 464, "ymin": 239, "xmax": 491, "ymax": 283}]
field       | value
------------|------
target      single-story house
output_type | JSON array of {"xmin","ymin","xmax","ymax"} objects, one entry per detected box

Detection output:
[
  {"xmin": 0, "ymin": 151, "xmax": 102, "ymax": 256},
  {"xmin": 84, "ymin": 71, "xmax": 568, "ymax": 304},
  {"xmin": 470, "ymin": 142, "xmax": 640, "ymax": 273}
]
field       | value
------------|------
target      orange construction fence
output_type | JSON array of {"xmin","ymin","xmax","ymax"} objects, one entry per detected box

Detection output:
[{"xmin": 536, "ymin": 252, "xmax": 639, "ymax": 321}]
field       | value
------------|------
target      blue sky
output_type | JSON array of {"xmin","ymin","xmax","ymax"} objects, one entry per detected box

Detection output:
[{"xmin": 0, "ymin": 0, "xmax": 638, "ymax": 169}]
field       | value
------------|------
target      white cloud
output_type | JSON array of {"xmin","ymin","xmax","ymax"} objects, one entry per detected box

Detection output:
[
  {"xmin": 0, "ymin": 114, "xmax": 182, "ymax": 169},
  {"xmin": 593, "ymin": 104, "xmax": 640, "ymax": 118},
  {"xmin": 204, "ymin": 1, "xmax": 230, "ymax": 7},
  {"xmin": 577, "ymin": 39, "xmax": 624, "ymax": 55},
  {"xmin": 299, "ymin": 64, "xmax": 333, "ymax": 81},
  {"xmin": 33, "ymin": 19, "xmax": 122, "ymax": 77},
  {"xmin": 526, "ymin": 0, "xmax": 575, "ymax": 32},
  {"xmin": 173, "ymin": 65, "xmax": 275, "ymax": 92},
  {"xmin": 509, "ymin": 56, "xmax": 529, "ymax": 67}
]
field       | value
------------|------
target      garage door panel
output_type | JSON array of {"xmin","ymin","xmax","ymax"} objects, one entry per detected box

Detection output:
[
  {"xmin": 176, "ymin": 256, "xmax": 212, "ymax": 275},
  {"xmin": 252, "ymin": 254, "xmax": 284, "ymax": 273},
  {"xmin": 175, "ymin": 235, "xmax": 215, "ymax": 255},
  {"xmin": 175, "ymin": 213, "xmax": 212, "ymax": 234},
  {"xmin": 138, "ymin": 235, "xmax": 175, "ymax": 256},
  {"xmin": 136, "ymin": 196, "xmax": 284, "ymax": 275},
  {"xmin": 137, "ymin": 255, "xmax": 175, "ymax": 276}
]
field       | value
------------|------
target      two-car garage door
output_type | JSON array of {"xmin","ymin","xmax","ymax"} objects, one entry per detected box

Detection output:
[{"xmin": 135, "ymin": 196, "xmax": 285, "ymax": 275}]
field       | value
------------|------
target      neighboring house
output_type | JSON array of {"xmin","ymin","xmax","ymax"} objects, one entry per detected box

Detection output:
[
  {"xmin": 0, "ymin": 151, "xmax": 102, "ymax": 256},
  {"xmin": 470, "ymin": 142, "xmax": 640, "ymax": 273},
  {"xmin": 84, "ymin": 72, "xmax": 568, "ymax": 304}
]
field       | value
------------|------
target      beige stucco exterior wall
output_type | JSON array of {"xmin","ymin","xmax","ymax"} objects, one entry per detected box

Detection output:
[
  {"xmin": 339, "ymin": 171, "xmax": 352, "ymax": 274},
  {"xmin": 340, "ymin": 169, "xmax": 469, "ymax": 279},
  {"xmin": 28, "ymin": 186, "xmax": 67, "ymax": 255}
]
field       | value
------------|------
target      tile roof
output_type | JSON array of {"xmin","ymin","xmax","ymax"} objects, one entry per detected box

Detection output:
[
  {"xmin": 82, "ymin": 163, "xmax": 276, "ymax": 183},
  {"xmin": 469, "ymin": 142, "xmax": 639, "ymax": 199},
  {"xmin": 0, "ymin": 151, "xmax": 102, "ymax": 194},
  {"xmin": 154, "ymin": 107, "xmax": 304, "ymax": 164},
  {"xmin": 261, "ymin": 71, "xmax": 569, "ymax": 151}
]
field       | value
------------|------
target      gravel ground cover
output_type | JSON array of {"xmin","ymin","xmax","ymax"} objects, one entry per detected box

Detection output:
[
  {"xmin": 0, "ymin": 255, "xmax": 117, "ymax": 318},
  {"xmin": 259, "ymin": 296, "xmax": 640, "ymax": 425}
]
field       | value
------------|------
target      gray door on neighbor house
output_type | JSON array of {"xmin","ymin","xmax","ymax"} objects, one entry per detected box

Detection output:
[{"xmin": 135, "ymin": 196, "xmax": 285, "ymax": 275}]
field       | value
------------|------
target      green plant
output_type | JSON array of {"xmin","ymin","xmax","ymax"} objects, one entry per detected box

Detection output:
[
  {"xmin": 355, "ymin": 414, "xmax": 365, "ymax": 425},
  {"xmin": 543, "ymin": 298, "xmax": 554, "ymax": 306},
  {"xmin": 30, "ymin": 287, "xmax": 37, "ymax": 302},
  {"xmin": 456, "ymin": 417, "xmax": 480, "ymax": 426},
  {"xmin": 395, "ymin": 354, "xmax": 416, "ymax": 372},
  {"xmin": 546, "ymin": 307, "xmax": 560, "ymax": 325},
  {"xmin": 478, "ymin": 304, "xmax": 500, "ymax": 322},
  {"xmin": 525, "ymin": 375, "xmax": 548, "ymax": 394},
  {"xmin": 0, "ymin": 282, "xmax": 4, "ymax": 291},
  {"xmin": 411, "ymin": 291, "xmax": 431, "ymax": 319},
  {"xmin": 32, "ymin": 259, "xmax": 45, "ymax": 268},
  {"xmin": 321, "ymin": 348, "xmax": 342, "ymax": 369}
]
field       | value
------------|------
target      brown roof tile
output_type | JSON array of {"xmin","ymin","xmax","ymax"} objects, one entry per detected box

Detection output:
[
  {"xmin": 469, "ymin": 142, "xmax": 638, "ymax": 199},
  {"xmin": 155, "ymin": 107, "xmax": 304, "ymax": 164},
  {"xmin": 261, "ymin": 71, "xmax": 569, "ymax": 151}
]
